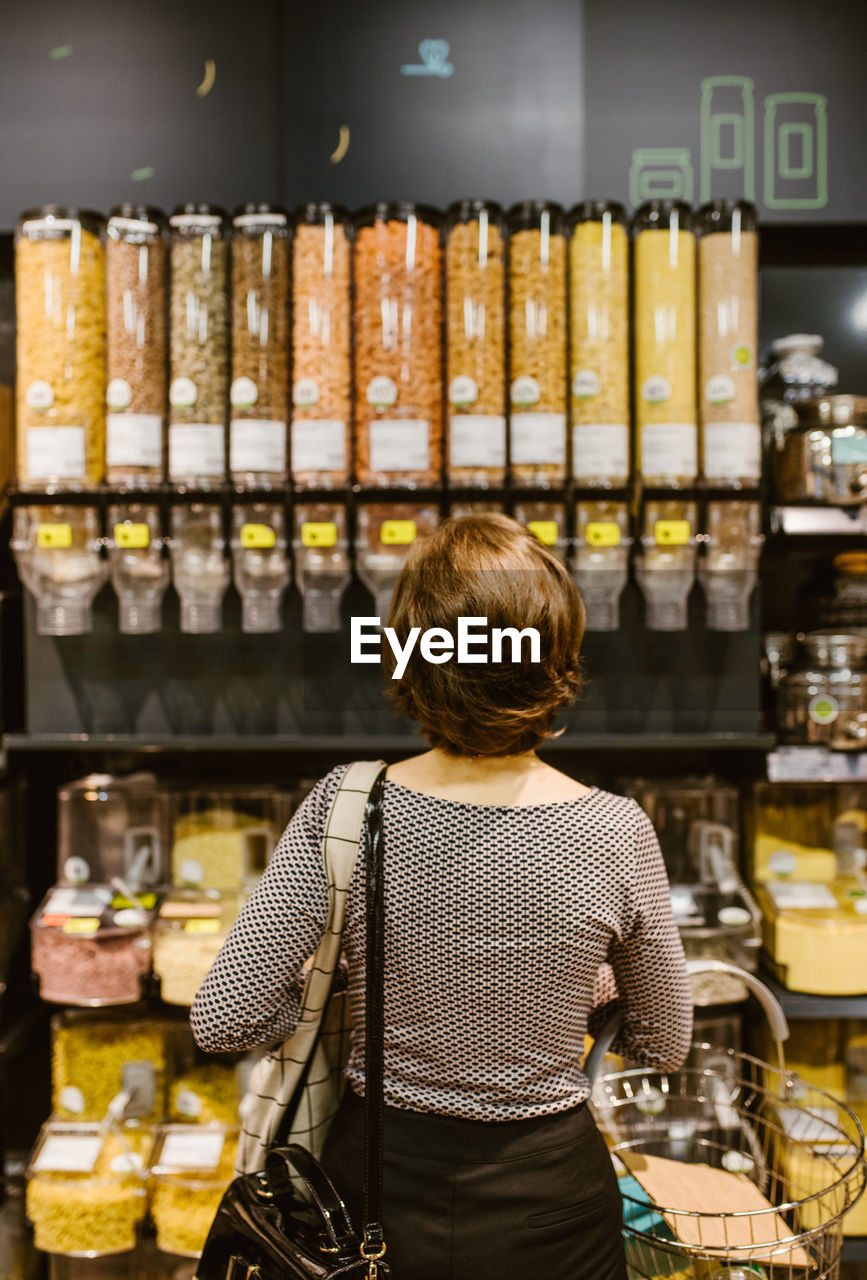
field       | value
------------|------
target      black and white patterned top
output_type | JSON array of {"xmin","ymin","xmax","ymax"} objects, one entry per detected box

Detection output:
[{"xmin": 191, "ymin": 766, "xmax": 693, "ymax": 1121}]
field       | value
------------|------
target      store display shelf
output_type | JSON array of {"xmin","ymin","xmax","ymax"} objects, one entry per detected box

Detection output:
[
  {"xmin": 759, "ymin": 968, "xmax": 867, "ymax": 1020},
  {"xmin": 2, "ymin": 731, "xmax": 777, "ymax": 754}
]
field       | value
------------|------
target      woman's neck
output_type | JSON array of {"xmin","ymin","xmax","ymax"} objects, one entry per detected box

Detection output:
[{"xmin": 386, "ymin": 748, "xmax": 592, "ymax": 806}]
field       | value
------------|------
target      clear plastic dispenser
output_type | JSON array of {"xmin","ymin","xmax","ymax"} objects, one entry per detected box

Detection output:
[
  {"xmin": 572, "ymin": 502, "xmax": 631, "ymax": 631},
  {"xmin": 169, "ymin": 504, "xmax": 229, "ymax": 635},
  {"xmin": 170, "ymin": 786, "xmax": 290, "ymax": 894},
  {"xmin": 149, "ymin": 1124, "xmax": 239, "ymax": 1257},
  {"xmin": 230, "ymin": 504, "xmax": 289, "ymax": 634},
  {"xmin": 635, "ymin": 502, "xmax": 697, "ymax": 631},
  {"xmin": 108, "ymin": 504, "xmax": 169, "ymax": 634},
  {"xmin": 698, "ymin": 500, "xmax": 762, "ymax": 632},
  {"xmin": 355, "ymin": 503, "xmax": 438, "ymax": 624},
  {"xmin": 513, "ymin": 501, "xmax": 568, "ymax": 562},
  {"xmin": 57, "ymin": 772, "xmax": 168, "ymax": 890},
  {"xmin": 12, "ymin": 504, "xmax": 108, "ymax": 635},
  {"xmin": 293, "ymin": 503, "xmax": 350, "ymax": 634}
]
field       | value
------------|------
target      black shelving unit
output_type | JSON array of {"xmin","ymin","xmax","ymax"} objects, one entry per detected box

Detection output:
[{"xmin": 760, "ymin": 969, "xmax": 867, "ymax": 1022}]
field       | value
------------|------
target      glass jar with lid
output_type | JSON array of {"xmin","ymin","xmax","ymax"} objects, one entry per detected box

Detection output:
[
  {"xmin": 696, "ymin": 200, "xmax": 760, "ymax": 488},
  {"xmin": 771, "ymin": 396, "xmax": 867, "ymax": 505},
  {"xmin": 291, "ymin": 203, "xmax": 352, "ymax": 490},
  {"xmin": 15, "ymin": 206, "xmax": 106, "ymax": 490},
  {"xmin": 167, "ymin": 205, "xmax": 229, "ymax": 489},
  {"xmin": 445, "ymin": 200, "xmax": 507, "ymax": 488},
  {"xmin": 777, "ymin": 631, "xmax": 867, "ymax": 750},
  {"xmin": 568, "ymin": 200, "xmax": 629, "ymax": 488},
  {"xmin": 507, "ymin": 201, "xmax": 567, "ymax": 488},
  {"xmin": 632, "ymin": 201, "xmax": 697, "ymax": 486},
  {"xmin": 353, "ymin": 203, "xmax": 443, "ymax": 488},
  {"xmin": 105, "ymin": 205, "xmax": 167, "ymax": 488},
  {"xmin": 230, "ymin": 204, "xmax": 290, "ymax": 488}
]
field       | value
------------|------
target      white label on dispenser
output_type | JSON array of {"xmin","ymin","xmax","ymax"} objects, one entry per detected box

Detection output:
[
  {"xmin": 179, "ymin": 859, "xmax": 205, "ymax": 887},
  {"xmin": 511, "ymin": 376, "xmax": 541, "ymax": 408},
  {"xmin": 26, "ymin": 427, "xmax": 86, "ymax": 479},
  {"xmin": 369, "ymin": 420, "xmax": 430, "ymax": 472},
  {"xmin": 34, "ymin": 1135, "xmax": 102, "ymax": 1173},
  {"xmin": 572, "ymin": 370, "xmax": 601, "ymax": 399},
  {"xmin": 449, "ymin": 415, "xmax": 506, "ymax": 469},
  {"xmin": 703, "ymin": 422, "xmax": 761, "ymax": 481},
  {"xmin": 176, "ymin": 1090, "xmax": 203, "ymax": 1119},
  {"xmin": 293, "ymin": 378, "xmax": 321, "ymax": 408},
  {"xmin": 765, "ymin": 881, "xmax": 838, "ymax": 911},
  {"xmin": 58, "ymin": 1086, "xmax": 86, "ymax": 1115},
  {"xmin": 291, "ymin": 419, "xmax": 347, "ymax": 473},
  {"xmin": 230, "ymin": 420, "xmax": 287, "ymax": 474},
  {"xmin": 26, "ymin": 380, "xmax": 54, "ymax": 411},
  {"xmin": 510, "ymin": 413, "xmax": 566, "ymax": 466},
  {"xmin": 106, "ymin": 378, "xmax": 133, "ymax": 410},
  {"xmin": 106, "ymin": 414, "xmax": 163, "ymax": 468},
  {"xmin": 44, "ymin": 887, "xmax": 111, "ymax": 916},
  {"xmin": 366, "ymin": 376, "xmax": 398, "ymax": 408},
  {"xmin": 641, "ymin": 376, "xmax": 672, "ymax": 404},
  {"xmin": 169, "ymin": 425, "xmax": 225, "ymax": 479},
  {"xmin": 640, "ymin": 423, "xmax": 697, "ymax": 479},
  {"xmin": 448, "ymin": 376, "xmax": 479, "ymax": 408},
  {"xmin": 572, "ymin": 424, "xmax": 629, "ymax": 480},
  {"xmin": 169, "ymin": 377, "xmax": 198, "ymax": 408},
  {"xmin": 230, "ymin": 377, "xmax": 259, "ymax": 409},
  {"xmin": 705, "ymin": 375, "xmax": 736, "ymax": 406},
  {"xmin": 160, "ymin": 1130, "xmax": 224, "ymax": 1171},
  {"xmin": 63, "ymin": 857, "xmax": 91, "ymax": 886}
]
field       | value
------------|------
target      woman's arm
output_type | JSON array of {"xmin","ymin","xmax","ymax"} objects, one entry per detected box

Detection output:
[
  {"xmin": 189, "ymin": 767, "xmax": 345, "ymax": 1053},
  {"xmin": 590, "ymin": 802, "xmax": 693, "ymax": 1070}
]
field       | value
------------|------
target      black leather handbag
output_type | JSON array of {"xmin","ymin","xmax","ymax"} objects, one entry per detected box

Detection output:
[{"xmin": 196, "ymin": 771, "xmax": 392, "ymax": 1280}]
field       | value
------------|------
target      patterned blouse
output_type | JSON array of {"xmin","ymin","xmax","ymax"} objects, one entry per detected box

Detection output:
[{"xmin": 190, "ymin": 765, "xmax": 693, "ymax": 1121}]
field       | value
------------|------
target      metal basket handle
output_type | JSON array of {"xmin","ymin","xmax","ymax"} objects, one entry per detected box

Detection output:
[{"xmin": 687, "ymin": 959, "xmax": 790, "ymax": 1072}]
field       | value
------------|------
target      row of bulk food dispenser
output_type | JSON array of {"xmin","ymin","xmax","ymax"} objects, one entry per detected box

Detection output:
[{"xmin": 14, "ymin": 197, "xmax": 758, "ymax": 493}]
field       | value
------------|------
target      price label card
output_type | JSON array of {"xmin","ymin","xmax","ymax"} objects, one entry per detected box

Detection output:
[
  {"xmin": 586, "ymin": 522, "xmax": 622, "ymax": 548},
  {"xmin": 159, "ymin": 1129, "xmax": 224, "ymax": 1171},
  {"xmin": 301, "ymin": 522, "xmax": 337, "ymax": 548},
  {"xmin": 654, "ymin": 520, "xmax": 691, "ymax": 546},
  {"xmin": 36, "ymin": 523, "xmax": 73, "ymax": 549},
  {"xmin": 240, "ymin": 523, "xmax": 277, "ymax": 550},
  {"xmin": 62, "ymin": 918, "xmax": 101, "ymax": 934},
  {"xmin": 185, "ymin": 919, "xmax": 220, "ymax": 935},
  {"xmin": 114, "ymin": 522, "xmax": 150, "ymax": 550},
  {"xmin": 381, "ymin": 520, "xmax": 417, "ymax": 546},
  {"xmin": 527, "ymin": 521, "xmax": 559, "ymax": 547},
  {"xmin": 34, "ymin": 1134, "xmax": 102, "ymax": 1173}
]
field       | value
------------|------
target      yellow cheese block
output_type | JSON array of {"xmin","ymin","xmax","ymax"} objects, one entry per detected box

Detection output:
[{"xmin": 758, "ymin": 879, "xmax": 867, "ymax": 995}]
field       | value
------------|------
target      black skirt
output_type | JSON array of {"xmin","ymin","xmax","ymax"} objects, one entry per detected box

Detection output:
[{"xmin": 319, "ymin": 1087, "xmax": 628, "ymax": 1280}]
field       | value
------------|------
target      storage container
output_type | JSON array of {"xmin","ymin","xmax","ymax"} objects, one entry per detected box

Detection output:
[
  {"xmin": 167, "ymin": 205, "xmax": 228, "ymax": 488},
  {"xmin": 15, "ymin": 206, "xmax": 106, "ymax": 490},
  {"xmin": 51, "ymin": 1010, "xmax": 169, "ymax": 1121},
  {"xmin": 445, "ymin": 200, "xmax": 507, "ymax": 488},
  {"xmin": 169, "ymin": 788, "xmax": 290, "ymax": 892},
  {"xmin": 777, "ymin": 631, "xmax": 867, "ymax": 750},
  {"xmin": 568, "ymin": 200, "xmax": 630, "ymax": 488},
  {"xmin": 355, "ymin": 503, "xmax": 439, "ymax": 621},
  {"xmin": 31, "ymin": 885, "xmax": 154, "ymax": 1006},
  {"xmin": 507, "ymin": 202, "xmax": 568, "ymax": 487},
  {"xmin": 572, "ymin": 501, "xmax": 631, "ymax": 632},
  {"xmin": 634, "ymin": 500, "xmax": 697, "ymax": 631},
  {"xmin": 149, "ymin": 1124, "xmax": 238, "ymax": 1257},
  {"xmin": 291, "ymin": 203, "xmax": 352, "ymax": 489},
  {"xmin": 354, "ymin": 203, "xmax": 443, "ymax": 488},
  {"xmin": 153, "ymin": 889, "xmax": 240, "ymax": 1007},
  {"xmin": 230, "ymin": 503, "xmax": 290, "ymax": 634},
  {"xmin": 771, "ymin": 395, "xmax": 867, "ymax": 505},
  {"xmin": 56, "ymin": 773, "xmax": 168, "ymax": 891},
  {"xmin": 12, "ymin": 504, "xmax": 108, "ymax": 636},
  {"xmin": 230, "ymin": 204, "xmax": 290, "ymax": 488},
  {"xmin": 293, "ymin": 502, "xmax": 351, "ymax": 633},
  {"xmin": 513, "ymin": 501, "xmax": 567, "ymax": 562},
  {"xmin": 105, "ymin": 205, "xmax": 167, "ymax": 488}
]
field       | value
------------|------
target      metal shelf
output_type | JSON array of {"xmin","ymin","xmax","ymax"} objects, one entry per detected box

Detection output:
[{"xmin": 759, "ymin": 968, "xmax": 867, "ymax": 1020}]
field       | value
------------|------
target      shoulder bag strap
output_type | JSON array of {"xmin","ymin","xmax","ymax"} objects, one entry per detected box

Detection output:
[{"xmin": 361, "ymin": 770, "xmax": 388, "ymax": 1265}]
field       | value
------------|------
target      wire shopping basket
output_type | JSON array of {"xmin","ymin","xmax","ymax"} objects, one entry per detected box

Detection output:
[{"xmin": 588, "ymin": 962, "xmax": 867, "ymax": 1280}]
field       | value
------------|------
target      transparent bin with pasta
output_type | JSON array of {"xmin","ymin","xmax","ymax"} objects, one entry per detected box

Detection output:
[
  {"xmin": 573, "ymin": 502, "xmax": 631, "ymax": 632},
  {"xmin": 291, "ymin": 203, "xmax": 352, "ymax": 489},
  {"xmin": 635, "ymin": 500, "xmax": 697, "ymax": 631},
  {"xmin": 51, "ymin": 1010, "xmax": 170, "ymax": 1122},
  {"xmin": 25, "ymin": 1121, "xmax": 151, "ymax": 1255},
  {"xmin": 56, "ymin": 772, "xmax": 169, "ymax": 891},
  {"xmin": 230, "ymin": 204, "xmax": 289, "ymax": 488},
  {"xmin": 167, "ymin": 205, "xmax": 229, "ymax": 489},
  {"xmin": 568, "ymin": 201, "xmax": 630, "ymax": 488},
  {"xmin": 15, "ymin": 206, "xmax": 106, "ymax": 490},
  {"xmin": 445, "ymin": 200, "xmax": 507, "ymax": 488},
  {"xmin": 513, "ymin": 501, "xmax": 567, "ymax": 562},
  {"xmin": 632, "ymin": 201, "xmax": 697, "ymax": 486},
  {"xmin": 355, "ymin": 502, "xmax": 439, "ymax": 622},
  {"xmin": 169, "ymin": 788, "xmax": 291, "ymax": 893},
  {"xmin": 105, "ymin": 205, "xmax": 167, "ymax": 489},
  {"xmin": 507, "ymin": 202, "xmax": 568, "ymax": 488},
  {"xmin": 168, "ymin": 1060, "xmax": 241, "ymax": 1125},
  {"xmin": 12, "ymin": 504, "xmax": 108, "ymax": 636},
  {"xmin": 354, "ymin": 203, "xmax": 443, "ymax": 488},
  {"xmin": 293, "ymin": 502, "xmax": 351, "ymax": 633},
  {"xmin": 149, "ymin": 1125, "xmax": 239, "ymax": 1258},
  {"xmin": 153, "ymin": 889, "xmax": 240, "ymax": 1008},
  {"xmin": 697, "ymin": 199, "xmax": 760, "ymax": 487}
]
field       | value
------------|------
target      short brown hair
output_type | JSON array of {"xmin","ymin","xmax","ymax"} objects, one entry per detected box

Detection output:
[{"xmin": 385, "ymin": 514, "xmax": 585, "ymax": 757}]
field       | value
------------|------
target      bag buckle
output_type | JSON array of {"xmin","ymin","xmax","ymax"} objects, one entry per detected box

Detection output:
[{"xmin": 359, "ymin": 1241, "xmax": 387, "ymax": 1279}]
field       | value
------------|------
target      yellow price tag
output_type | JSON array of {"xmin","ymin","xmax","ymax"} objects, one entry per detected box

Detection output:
[
  {"xmin": 527, "ymin": 520, "xmax": 559, "ymax": 547},
  {"xmin": 241, "ymin": 523, "xmax": 277, "ymax": 549},
  {"xmin": 62, "ymin": 918, "xmax": 100, "ymax": 934},
  {"xmin": 586, "ymin": 522, "xmax": 622, "ymax": 548},
  {"xmin": 381, "ymin": 520, "xmax": 417, "ymax": 546},
  {"xmin": 37, "ymin": 523, "xmax": 72, "ymax": 549},
  {"xmin": 185, "ymin": 919, "xmax": 220, "ymax": 935},
  {"xmin": 114, "ymin": 522, "xmax": 150, "ymax": 550},
  {"xmin": 301, "ymin": 522, "xmax": 337, "ymax": 548},
  {"xmin": 654, "ymin": 520, "xmax": 691, "ymax": 546}
]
